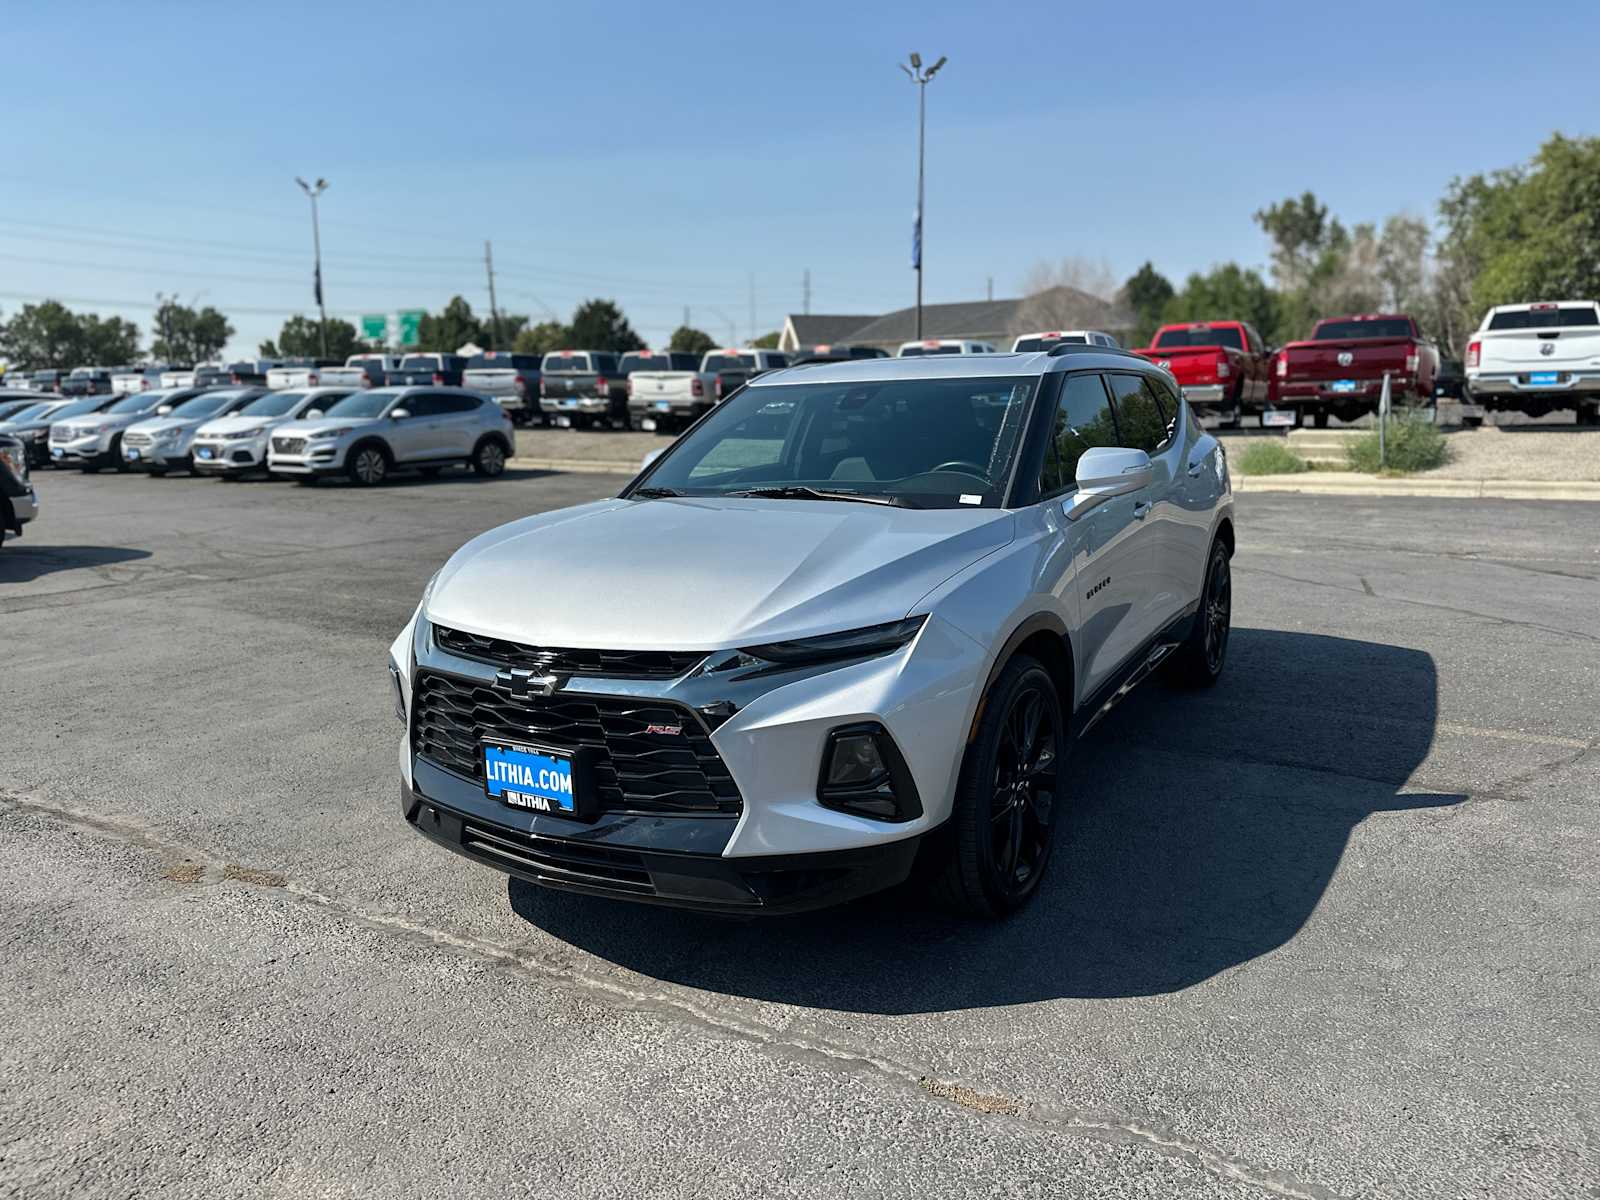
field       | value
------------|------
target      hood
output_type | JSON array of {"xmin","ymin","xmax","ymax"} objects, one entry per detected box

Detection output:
[
  {"xmin": 426, "ymin": 497, "xmax": 1014, "ymax": 650},
  {"xmin": 197, "ymin": 414, "xmax": 277, "ymax": 436},
  {"xmin": 128, "ymin": 415, "xmax": 207, "ymax": 436},
  {"xmin": 275, "ymin": 416, "xmax": 383, "ymax": 438}
]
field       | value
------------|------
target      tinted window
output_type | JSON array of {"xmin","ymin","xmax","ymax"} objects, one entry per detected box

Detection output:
[
  {"xmin": 322, "ymin": 390, "xmax": 400, "ymax": 418},
  {"xmin": 763, "ymin": 353, "xmax": 788, "ymax": 368},
  {"xmin": 1040, "ymin": 374, "xmax": 1119, "ymax": 495},
  {"xmin": 670, "ymin": 353, "xmax": 701, "ymax": 370},
  {"xmin": 1016, "ymin": 335, "xmax": 1086, "ymax": 352},
  {"xmin": 641, "ymin": 376, "xmax": 1035, "ymax": 509},
  {"xmin": 619, "ymin": 354, "xmax": 669, "ymax": 373},
  {"xmin": 542, "ymin": 353, "xmax": 590, "ymax": 372},
  {"xmin": 437, "ymin": 395, "xmax": 482, "ymax": 414},
  {"xmin": 703, "ymin": 354, "xmax": 757, "ymax": 371},
  {"xmin": 400, "ymin": 394, "xmax": 447, "ymax": 417},
  {"xmin": 399, "ymin": 355, "xmax": 440, "ymax": 370},
  {"xmin": 242, "ymin": 390, "xmax": 312, "ymax": 416},
  {"xmin": 1312, "ymin": 318, "xmax": 1414, "ymax": 340},
  {"xmin": 901, "ymin": 344, "xmax": 964, "ymax": 356},
  {"xmin": 1486, "ymin": 307, "xmax": 1600, "ymax": 330},
  {"xmin": 1106, "ymin": 373, "xmax": 1171, "ymax": 455},
  {"xmin": 1154, "ymin": 326, "xmax": 1244, "ymax": 350}
]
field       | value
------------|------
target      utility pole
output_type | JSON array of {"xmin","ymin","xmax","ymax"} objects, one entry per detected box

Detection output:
[
  {"xmin": 683, "ymin": 305, "xmax": 690, "ymax": 331},
  {"xmin": 484, "ymin": 240, "xmax": 503, "ymax": 350},
  {"xmin": 900, "ymin": 53, "xmax": 946, "ymax": 339},
  {"xmin": 748, "ymin": 272, "xmax": 756, "ymax": 345},
  {"xmin": 987, "ymin": 276, "xmax": 993, "ymax": 302},
  {"xmin": 294, "ymin": 177, "xmax": 330, "ymax": 357},
  {"xmin": 803, "ymin": 269, "xmax": 811, "ymax": 315}
]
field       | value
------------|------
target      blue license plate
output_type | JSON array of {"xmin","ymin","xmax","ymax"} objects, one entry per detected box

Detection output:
[
  {"xmin": 1529, "ymin": 372, "xmax": 1559, "ymax": 387},
  {"xmin": 51, "ymin": 448, "xmax": 63, "ymax": 459},
  {"xmin": 563, "ymin": 398, "xmax": 578, "ymax": 408},
  {"xmin": 483, "ymin": 742, "xmax": 577, "ymax": 815},
  {"xmin": 196, "ymin": 447, "xmax": 214, "ymax": 460},
  {"xmin": 1330, "ymin": 379, "xmax": 1358, "ymax": 394},
  {"xmin": 127, "ymin": 448, "xmax": 141, "ymax": 460},
  {"xmin": 655, "ymin": 401, "xmax": 671, "ymax": 411}
]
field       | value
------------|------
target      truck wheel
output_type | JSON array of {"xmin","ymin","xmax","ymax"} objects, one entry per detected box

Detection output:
[
  {"xmin": 1314, "ymin": 410, "xmax": 1330, "ymax": 428},
  {"xmin": 933, "ymin": 654, "xmax": 1064, "ymax": 917},
  {"xmin": 1166, "ymin": 537, "xmax": 1231, "ymax": 689}
]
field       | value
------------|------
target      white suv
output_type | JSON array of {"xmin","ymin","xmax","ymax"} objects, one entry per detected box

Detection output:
[
  {"xmin": 190, "ymin": 386, "xmax": 354, "ymax": 477},
  {"xmin": 390, "ymin": 348, "xmax": 1234, "ymax": 916},
  {"xmin": 897, "ymin": 338, "xmax": 998, "ymax": 356},
  {"xmin": 267, "ymin": 386, "xmax": 514, "ymax": 486}
]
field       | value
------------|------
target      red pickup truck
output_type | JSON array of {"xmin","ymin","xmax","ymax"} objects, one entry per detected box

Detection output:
[
  {"xmin": 1274, "ymin": 314, "xmax": 1439, "ymax": 427},
  {"xmin": 1136, "ymin": 321, "xmax": 1271, "ymax": 426}
]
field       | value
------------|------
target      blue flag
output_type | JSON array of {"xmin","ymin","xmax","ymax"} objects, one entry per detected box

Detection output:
[{"xmin": 911, "ymin": 210, "xmax": 922, "ymax": 270}]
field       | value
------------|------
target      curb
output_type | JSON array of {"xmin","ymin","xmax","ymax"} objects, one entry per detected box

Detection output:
[
  {"xmin": 510, "ymin": 457, "xmax": 637, "ymax": 476},
  {"xmin": 1235, "ymin": 475, "xmax": 1600, "ymax": 502}
]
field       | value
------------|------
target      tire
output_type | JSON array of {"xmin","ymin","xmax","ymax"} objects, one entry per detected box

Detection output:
[
  {"xmin": 472, "ymin": 437, "xmax": 508, "ymax": 478},
  {"xmin": 933, "ymin": 654, "xmax": 1065, "ymax": 917},
  {"xmin": 346, "ymin": 443, "xmax": 389, "ymax": 486},
  {"xmin": 1166, "ymin": 537, "xmax": 1232, "ymax": 688},
  {"xmin": 1314, "ymin": 409, "xmax": 1331, "ymax": 429},
  {"xmin": 148, "ymin": 468, "xmax": 167, "ymax": 478},
  {"xmin": 111, "ymin": 437, "xmax": 128, "ymax": 472}
]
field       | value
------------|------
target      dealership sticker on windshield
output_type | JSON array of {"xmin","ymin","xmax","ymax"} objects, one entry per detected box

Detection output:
[{"xmin": 483, "ymin": 742, "xmax": 577, "ymax": 814}]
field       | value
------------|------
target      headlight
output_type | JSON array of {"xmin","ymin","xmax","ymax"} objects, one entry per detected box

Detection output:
[
  {"xmin": 736, "ymin": 616, "xmax": 928, "ymax": 668},
  {"xmin": 0, "ymin": 442, "xmax": 25, "ymax": 477},
  {"xmin": 223, "ymin": 427, "xmax": 262, "ymax": 440},
  {"xmin": 312, "ymin": 427, "xmax": 354, "ymax": 440}
]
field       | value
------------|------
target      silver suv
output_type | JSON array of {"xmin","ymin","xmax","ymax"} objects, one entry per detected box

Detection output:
[
  {"xmin": 391, "ymin": 348, "xmax": 1235, "ymax": 917},
  {"xmin": 50, "ymin": 387, "xmax": 208, "ymax": 472},
  {"xmin": 121, "ymin": 387, "xmax": 268, "ymax": 475},
  {"xmin": 266, "ymin": 386, "xmax": 514, "ymax": 486},
  {"xmin": 190, "ymin": 386, "xmax": 353, "ymax": 477}
]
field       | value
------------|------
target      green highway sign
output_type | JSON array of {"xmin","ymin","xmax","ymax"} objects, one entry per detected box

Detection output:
[
  {"xmin": 360, "ymin": 313, "xmax": 388, "ymax": 342},
  {"xmin": 398, "ymin": 310, "xmax": 425, "ymax": 348}
]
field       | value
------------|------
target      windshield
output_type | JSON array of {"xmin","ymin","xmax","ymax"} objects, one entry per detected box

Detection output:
[
  {"xmin": 4, "ymin": 403, "xmax": 54, "ymax": 423},
  {"xmin": 1313, "ymin": 318, "xmax": 1413, "ymax": 340},
  {"xmin": 321, "ymin": 390, "xmax": 398, "ymax": 418},
  {"xmin": 1155, "ymin": 326, "xmax": 1244, "ymax": 350},
  {"xmin": 1487, "ymin": 307, "xmax": 1599, "ymax": 330},
  {"xmin": 107, "ymin": 391, "xmax": 167, "ymax": 414},
  {"xmin": 241, "ymin": 391, "xmax": 308, "ymax": 416},
  {"xmin": 174, "ymin": 391, "xmax": 247, "ymax": 419},
  {"xmin": 1015, "ymin": 335, "xmax": 1086, "ymax": 352},
  {"xmin": 634, "ymin": 375, "xmax": 1036, "ymax": 509}
]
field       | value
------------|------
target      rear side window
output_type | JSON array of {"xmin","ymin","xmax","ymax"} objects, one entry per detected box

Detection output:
[
  {"xmin": 401, "ymin": 394, "xmax": 445, "ymax": 417},
  {"xmin": 1039, "ymin": 373, "xmax": 1119, "ymax": 496},
  {"xmin": 1487, "ymin": 307, "xmax": 1599, "ymax": 329},
  {"xmin": 594, "ymin": 354, "xmax": 620, "ymax": 372},
  {"xmin": 1106, "ymin": 373, "xmax": 1172, "ymax": 456},
  {"xmin": 438, "ymin": 395, "xmax": 482, "ymax": 414},
  {"xmin": 1312, "ymin": 318, "xmax": 1414, "ymax": 340}
]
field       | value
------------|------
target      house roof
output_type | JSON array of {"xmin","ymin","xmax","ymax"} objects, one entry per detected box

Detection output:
[{"xmin": 784, "ymin": 314, "xmax": 877, "ymax": 346}]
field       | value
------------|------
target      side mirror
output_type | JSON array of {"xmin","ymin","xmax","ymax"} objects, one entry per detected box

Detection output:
[
  {"xmin": 1064, "ymin": 447, "xmax": 1153, "ymax": 521},
  {"xmin": 305, "ymin": 409, "xmax": 323, "ymax": 419},
  {"xmin": 389, "ymin": 408, "xmax": 410, "ymax": 420},
  {"xmin": 156, "ymin": 405, "xmax": 173, "ymax": 414}
]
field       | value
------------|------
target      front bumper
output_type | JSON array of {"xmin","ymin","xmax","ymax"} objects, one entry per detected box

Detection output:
[
  {"xmin": 192, "ymin": 439, "xmax": 267, "ymax": 473},
  {"xmin": 10, "ymin": 485, "xmax": 38, "ymax": 527},
  {"xmin": 122, "ymin": 442, "xmax": 193, "ymax": 470},
  {"xmin": 268, "ymin": 442, "xmax": 345, "ymax": 475},
  {"xmin": 49, "ymin": 434, "xmax": 114, "ymax": 464},
  {"xmin": 390, "ymin": 609, "xmax": 984, "ymax": 910}
]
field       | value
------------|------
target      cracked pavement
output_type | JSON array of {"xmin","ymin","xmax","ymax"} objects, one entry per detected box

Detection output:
[{"xmin": 2, "ymin": 473, "xmax": 1598, "ymax": 1198}]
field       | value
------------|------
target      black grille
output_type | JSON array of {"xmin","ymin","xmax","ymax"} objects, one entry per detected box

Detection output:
[
  {"xmin": 459, "ymin": 821, "xmax": 654, "ymax": 894},
  {"xmin": 272, "ymin": 436, "xmax": 307, "ymax": 454},
  {"xmin": 433, "ymin": 625, "xmax": 705, "ymax": 679},
  {"xmin": 413, "ymin": 670, "xmax": 741, "ymax": 816}
]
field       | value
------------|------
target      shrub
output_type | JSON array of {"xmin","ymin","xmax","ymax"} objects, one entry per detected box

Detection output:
[
  {"xmin": 1235, "ymin": 440, "xmax": 1308, "ymax": 476},
  {"xmin": 1346, "ymin": 411, "xmax": 1451, "ymax": 474}
]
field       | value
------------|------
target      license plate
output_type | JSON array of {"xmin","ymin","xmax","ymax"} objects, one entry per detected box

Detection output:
[
  {"xmin": 196, "ymin": 446, "xmax": 214, "ymax": 460},
  {"xmin": 1262, "ymin": 409, "xmax": 1296, "ymax": 427},
  {"xmin": 483, "ymin": 742, "xmax": 577, "ymax": 815},
  {"xmin": 655, "ymin": 401, "xmax": 671, "ymax": 411},
  {"xmin": 640, "ymin": 418, "xmax": 657, "ymax": 432},
  {"xmin": 127, "ymin": 448, "xmax": 141, "ymax": 460},
  {"xmin": 1529, "ymin": 372, "xmax": 1559, "ymax": 387},
  {"xmin": 51, "ymin": 448, "xmax": 63, "ymax": 459},
  {"xmin": 563, "ymin": 399, "xmax": 577, "ymax": 408},
  {"xmin": 1330, "ymin": 380, "xmax": 1358, "ymax": 394}
]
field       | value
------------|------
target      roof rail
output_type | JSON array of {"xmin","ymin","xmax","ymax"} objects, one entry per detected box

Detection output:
[{"xmin": 1046, "ymin": 343, "xmax": 1147, "ymax": 360}]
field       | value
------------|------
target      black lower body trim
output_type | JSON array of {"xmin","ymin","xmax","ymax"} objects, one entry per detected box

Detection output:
[{"xmin": 403, "ymin": 763, "xmax": 923, "ymax": 915}]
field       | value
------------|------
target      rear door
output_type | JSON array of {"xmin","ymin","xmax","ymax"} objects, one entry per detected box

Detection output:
[
  {"xmin": 434, "ymin": 394, "xmax": 484, "ymax": 456},
  {"xmin": 1104, "ymin": 371, "xmax": 1183, "ymax": 644},
  {"xmin": 391, "ymin": 393, "xmax": 447, "ymax": 460}
]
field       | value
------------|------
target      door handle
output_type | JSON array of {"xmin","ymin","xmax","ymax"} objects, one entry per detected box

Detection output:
[
  {"xmin": 1133, "ymin": 500, "xmax": 1153, "ymax": 520},
  {"xmin": 1187, "ymin": 459, "xmax": 1205, "ymax": 477}
]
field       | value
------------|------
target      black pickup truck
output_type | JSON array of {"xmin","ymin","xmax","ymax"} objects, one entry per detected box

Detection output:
[
  {"xmin": 389, "ymin": 353, "xmax": 469, "ymax": 387},
  {"xmin": 538, "ymin": 350, "xmax": 626, "ymax": 429},
  {"xmin": 701, "ymin": 348, "xmax": 790, "ymax": 400}
]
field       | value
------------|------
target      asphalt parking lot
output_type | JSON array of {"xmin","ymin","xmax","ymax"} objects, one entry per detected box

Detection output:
[{"xmin": 3, "ymin": 468, "xmax": 1598, "ymax": 1199}]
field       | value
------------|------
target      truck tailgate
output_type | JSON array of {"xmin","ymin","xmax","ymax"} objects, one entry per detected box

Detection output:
[
  {"xmin": 629, "ymin": 371, "xmax": 701, "ymax": 402},
  {"xmin": 1146, "ymin": 346, "xmax": 1228, "ymax": 385},
  {"xmin": 1478, "ymin": 328, "xmax": 1600, "ymax": 371},
  {"xmin": 1284, "ymin": 337, "xmax": 1413, "ymax": 380},
  {"xmin": 463, "ymin": 368, "xmax": 523, "ymax": 397}
]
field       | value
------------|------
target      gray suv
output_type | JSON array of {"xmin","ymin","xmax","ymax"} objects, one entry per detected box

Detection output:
[{"xmin": 266, "ymin": 386, "xmax": 515, "ymax": 486}]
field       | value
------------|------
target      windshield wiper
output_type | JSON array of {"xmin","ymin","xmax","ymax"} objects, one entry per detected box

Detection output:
[
  {"xmin": 726, "ymin": 485, "xmax": 917, "ymax": 508},
  {"xmin": 631, "ymin": 486, "xmax": 685, "ymax": 499}
]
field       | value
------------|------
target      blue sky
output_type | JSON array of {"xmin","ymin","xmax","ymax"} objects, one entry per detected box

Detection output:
[{"xmin": 2, "ymin": 0, "xmax": 1594, "ymax": 357}]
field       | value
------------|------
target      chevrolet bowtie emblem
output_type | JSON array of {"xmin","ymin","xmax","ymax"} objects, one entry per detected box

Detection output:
[{"xmin": 494, "ymin": 667, "xmax": 561, "ymax": 698}]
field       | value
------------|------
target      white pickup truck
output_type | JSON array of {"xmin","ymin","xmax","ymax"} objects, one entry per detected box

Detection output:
[
  {"xmin": 625, "ymin": 349, "xmax": 788, "ymax": 434},
  {"xmin": 317, "ymin": 353, "xmax": 401, "ymax": 389},
  {"xmin": 1466, "ymin": 301, "xmax": 1600, "ymax": 424}
]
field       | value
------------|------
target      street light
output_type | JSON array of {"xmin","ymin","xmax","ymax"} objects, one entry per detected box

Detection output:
[
  {"xmin": 900, "ymin": 52, "xmax": 946, "ymax": 339},
  {"xmin": 295, "ymin": 176, "xmax": 330, "ymax": 357}
]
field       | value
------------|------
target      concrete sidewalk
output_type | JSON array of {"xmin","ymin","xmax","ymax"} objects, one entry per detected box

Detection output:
[{"xmin": 1236, "ymin": 473, "xmax": 1600, "ymax": 501}]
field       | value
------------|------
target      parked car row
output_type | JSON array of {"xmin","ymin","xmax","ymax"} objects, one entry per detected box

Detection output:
[{"xmin": 0, "ymin": 383, "xmax": 515, "ymax": 488}]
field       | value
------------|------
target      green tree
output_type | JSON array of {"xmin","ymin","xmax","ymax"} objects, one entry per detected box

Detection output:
[
  {"xmin": 1255, "ymin": 191, "xmax": 1347, "ymax": 293},
  {"xmin": 150, "ymin": 299, "xmax": 234, "ymax": 364},
  {"xmin": 749, "ymin": 331, "xmax": 780, "ymax": 349},
  {"xmin": 260, "ymin": 314, "xmax": 362, "ymax": 360},
  {"xmin": 567, "ymin": 299, "xmax": 643, "ymax": 352},
  {"xmin": 1163, "ymin": 264, "xmax": 1284, "ymax": 344},
  {"xmin": 1439, "ymin": 133, "xmax": 1600, "ymax": 337},
  {"xmin": 78, "ymin": 313, "xmax": 141, "ymax": 365},
  {"xmin": 1122, "ymin": 262, "xmax": 1175, "ymax": 344},
  {"xmin": 417, "ymin": 296, "xmax": 484, "ymax": 352},
  {"xmin": 0, "ymin": 301, "xmax": 91, "ymax": 369},
  {"xmin": 667, "ymin": 325, "xmax": 714, "ymax": 356},
  {"xmin": 513, "ymin": 320, "xmax": 570, "ymax": 356}
]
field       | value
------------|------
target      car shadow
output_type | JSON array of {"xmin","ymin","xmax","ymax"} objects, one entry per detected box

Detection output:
[
  {"xmin": 507, "ymin": 629, "xmax": 1464, "ymax": 1012},
  {"xmin": 0, "ymin": 544, "xmax": 151, "ymax": 583}
]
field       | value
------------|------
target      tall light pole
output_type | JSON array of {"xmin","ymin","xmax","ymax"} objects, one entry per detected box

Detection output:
[
  {"xmin": 900, "ymin": 52, "xmax": 946, "ymax": 339},
  {"xmin": 295, "ymin": 176, "xmax": 330, "ymax": 357}
]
